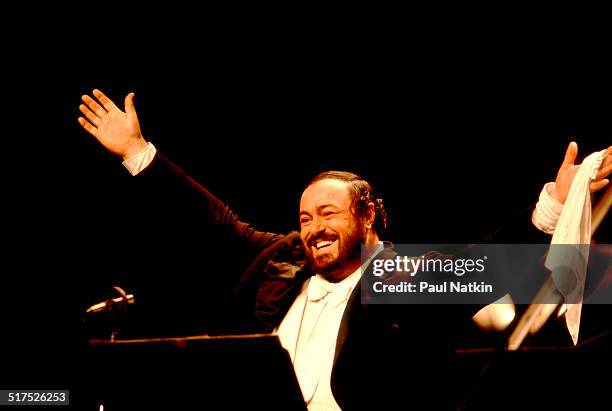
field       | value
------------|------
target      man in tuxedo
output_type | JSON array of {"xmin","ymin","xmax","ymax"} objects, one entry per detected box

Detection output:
[{"xmin": 77, "ymin": 89, "xmax": 612, "ymax": 410}]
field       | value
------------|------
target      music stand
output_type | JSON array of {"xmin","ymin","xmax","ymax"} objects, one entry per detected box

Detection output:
[{"xmin": 83, "ymin": 334, "xmax": 306, "ymax": 410}]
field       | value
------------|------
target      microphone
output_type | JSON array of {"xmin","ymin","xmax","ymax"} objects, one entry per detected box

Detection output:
[{"xmin": 86, "ymin": 286, "xmax": 135, "ymax": 314}]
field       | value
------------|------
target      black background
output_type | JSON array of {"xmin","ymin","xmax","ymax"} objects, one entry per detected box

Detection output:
[{"xmin": 3, "ymin": 22, "xmax": 612, "ymax": 406}]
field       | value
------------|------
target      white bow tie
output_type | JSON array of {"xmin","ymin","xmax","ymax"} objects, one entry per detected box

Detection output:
[{"xmin": 307, "ymin": 275, "xmax": 336, "ymax": 302}]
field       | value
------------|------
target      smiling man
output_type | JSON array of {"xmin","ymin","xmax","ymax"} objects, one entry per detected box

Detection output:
[
  {"xmin": 275, "ymin": 171, "xmax": 386, "ymax": 409},
  {"xmin": 299, "ymin": 172, "xmax": 383, "ymax": 283},
  {"xmin": 77, "ymin": 89, "xmax": 612, "ymax": 410}
]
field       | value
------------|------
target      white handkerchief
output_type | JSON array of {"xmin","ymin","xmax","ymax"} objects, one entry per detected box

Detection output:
[{"xmin": 545, "ymin": 149, "xmax": 605, "ymax": 345}]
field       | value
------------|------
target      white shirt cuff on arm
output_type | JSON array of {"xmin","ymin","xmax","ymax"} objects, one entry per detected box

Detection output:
[
  {"xmin": 532, "ymin": 182, "xmax": 564, "ymax": 234},
  {"xmin": 122, "ymin": 142, "xmax": 157, "ymax": 176}
]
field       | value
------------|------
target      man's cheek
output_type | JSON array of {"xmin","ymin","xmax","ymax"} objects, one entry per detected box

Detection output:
[{"xmin": 299, "ymin": 233, "xmax": 308, "ymax": 247}]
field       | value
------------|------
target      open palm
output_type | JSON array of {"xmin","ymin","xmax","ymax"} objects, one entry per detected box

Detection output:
[{"xmin": 78, "ymin": 89, "xmax": 147, "ymax": 159}]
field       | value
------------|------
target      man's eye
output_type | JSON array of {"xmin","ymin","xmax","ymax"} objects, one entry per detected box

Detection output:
[
  {"xmin": 322, "ymin": 210, "xmax": 336, "ymax": 218},
  {"xmin": 300, "ymin": 217, "xmax": 311, "ymax": 225}
]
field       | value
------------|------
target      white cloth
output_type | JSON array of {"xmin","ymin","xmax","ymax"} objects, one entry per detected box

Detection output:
[
  {"xmin": 544, "ymin": 149, "xmax": 606, "ymax": 345},
  {"xmin": 276, "ymin": 244, "xmax": 383, "ymax": 411}
]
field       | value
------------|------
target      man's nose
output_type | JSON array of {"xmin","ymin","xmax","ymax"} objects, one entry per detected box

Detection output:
[{"xmin": 310, "ymin": 219, "xmax": 326, "ymax": 236}]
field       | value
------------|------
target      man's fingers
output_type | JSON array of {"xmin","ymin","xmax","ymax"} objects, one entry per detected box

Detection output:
[
  {"xmin": 562, "ymin": 141, "xmax": 578, "ymax": 168},
  {"xmin": 82, "ymin": 94, "xmax": 107, "ymax": 117},
  {"xmin": 596, "ymin": 163, "xmax": 612, "ymax": 180},
  {"xmin": 79, "ymin": 104, "xmax": 100, "ymax": 126},
  {"xmin": 124, "ymin": 92, "xmax": 136, "ymax": 117},
  {"xmin": 77, "ymin": 117, "xmax": 99, "ymax": 138},
  {"xmin": 599, "ymin": 152, "xmax": 612, "ymax": 170},
  {"xmin": 92, "ymin": 89, "xmax": 120, "ymax": 112},
  {"xmin": 590, "ymin": 179, "xmax": 610, "ymax": 192}
]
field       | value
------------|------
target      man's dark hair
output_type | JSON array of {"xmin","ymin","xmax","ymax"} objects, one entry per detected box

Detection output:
[{"xmin": 308, "ymin": 171, "xmax": 388, "ymax": 235}]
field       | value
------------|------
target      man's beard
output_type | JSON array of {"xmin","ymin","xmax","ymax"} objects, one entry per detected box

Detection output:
[{"xmin": 307, "ymin": 221, "xmax": 366, "ymax": 279}]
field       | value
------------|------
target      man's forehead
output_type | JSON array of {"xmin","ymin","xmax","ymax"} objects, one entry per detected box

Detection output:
[{"xmin": 300, "ymin": 179, "xmax": 351, "ymax": 208}]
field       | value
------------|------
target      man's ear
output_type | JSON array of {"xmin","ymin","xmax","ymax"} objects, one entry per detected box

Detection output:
[{"xmin": 365, "ymin": 201, "xmax": 376, "ymax": 229}]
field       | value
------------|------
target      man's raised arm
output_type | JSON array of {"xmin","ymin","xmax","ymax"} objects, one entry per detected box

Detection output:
[{"xmin": 77, "ymin": 89, "xmax": 281, "ymax": 250}]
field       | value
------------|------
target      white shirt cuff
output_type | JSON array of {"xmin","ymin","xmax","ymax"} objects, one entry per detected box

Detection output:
[
  {"xmin": 122, "ymin": 142, "xmax": 157, "ymax": 176},
  {"xmin": 532, "ymin": 182, "xmax": 564, "ymax": 234}
]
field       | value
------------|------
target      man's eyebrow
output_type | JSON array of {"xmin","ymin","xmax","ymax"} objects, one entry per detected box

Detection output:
[
  {"xmin": 317, "ymin": 204, "xmax": 340, "ymax": 213},
  {"xmin": 300, "ymin": 204, "xmax": 342, "ymax": 216},
  {"xmin": 300, "ymin": 204, "xmax": 338, "ymax": 214}
]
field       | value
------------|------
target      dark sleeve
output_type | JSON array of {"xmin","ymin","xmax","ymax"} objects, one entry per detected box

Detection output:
[
  {"xmin": 134, "ymin": 151, "xmax": 283, "ymax": 250},
  {"xmin": 460, "ymin": 202, "xmax": 554, "ymax": 316},
  {"xmin": 480, "ymin": 201, "xmax": 552, "ymax": 244}
]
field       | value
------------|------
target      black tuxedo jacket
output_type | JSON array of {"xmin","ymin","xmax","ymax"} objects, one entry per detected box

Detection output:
[{"xmin": 133, "ymin": 151, "xmax": 551, "ymax": 410}]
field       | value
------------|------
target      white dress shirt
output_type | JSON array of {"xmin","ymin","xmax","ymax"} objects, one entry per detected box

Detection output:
[{"xmin": 276, "ymin": 244, "xmax": 383, "ymax": 411}]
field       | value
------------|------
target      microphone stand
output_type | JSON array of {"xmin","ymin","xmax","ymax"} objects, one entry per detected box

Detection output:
[{"xmin": 85, "ymin": 285, "xmax": 135, "ymax": 341}]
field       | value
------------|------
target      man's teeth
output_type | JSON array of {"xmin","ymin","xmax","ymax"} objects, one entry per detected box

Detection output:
[{"xmin": 315, "ymin": 240, "xmax": 334, "ymax": 250}]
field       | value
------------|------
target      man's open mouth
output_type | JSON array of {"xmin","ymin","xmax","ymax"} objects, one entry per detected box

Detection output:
[{"xmin": 314, "ymin": 239, "xmax": 336, "ymax": 250}]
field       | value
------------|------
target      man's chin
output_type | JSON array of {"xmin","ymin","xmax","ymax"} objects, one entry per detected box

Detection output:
[{"xmin": 312, "ymin": 254, "xmax": 338, "ymax": 274}]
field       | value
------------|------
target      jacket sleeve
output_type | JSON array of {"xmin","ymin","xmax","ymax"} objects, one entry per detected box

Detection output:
[
  {"xmin": 134, "ymin": 151, "xmax": 283, "ymax": 250},
  {"xmin": 480, "ymin": 202, "xmax": 552, "ymax": 244}
]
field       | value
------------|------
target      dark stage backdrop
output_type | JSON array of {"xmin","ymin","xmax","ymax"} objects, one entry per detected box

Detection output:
[{"xmin": 5, "ymin": 53, "xmax": 611, "ymax": 392}]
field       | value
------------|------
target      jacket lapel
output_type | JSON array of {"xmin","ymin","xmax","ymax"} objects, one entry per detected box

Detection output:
[{"xmin": 333, "ymin": 243, "xmax": 397, "ymax": 365}]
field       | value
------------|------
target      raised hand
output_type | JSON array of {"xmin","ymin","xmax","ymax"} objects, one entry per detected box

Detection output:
[
  {"xmin": 78, "ymin": 89, "xmax": 148, "ymax": 159},
  {"xmin": 552, "ymin": 142, "xmax": 612, "ymax": 204}
]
